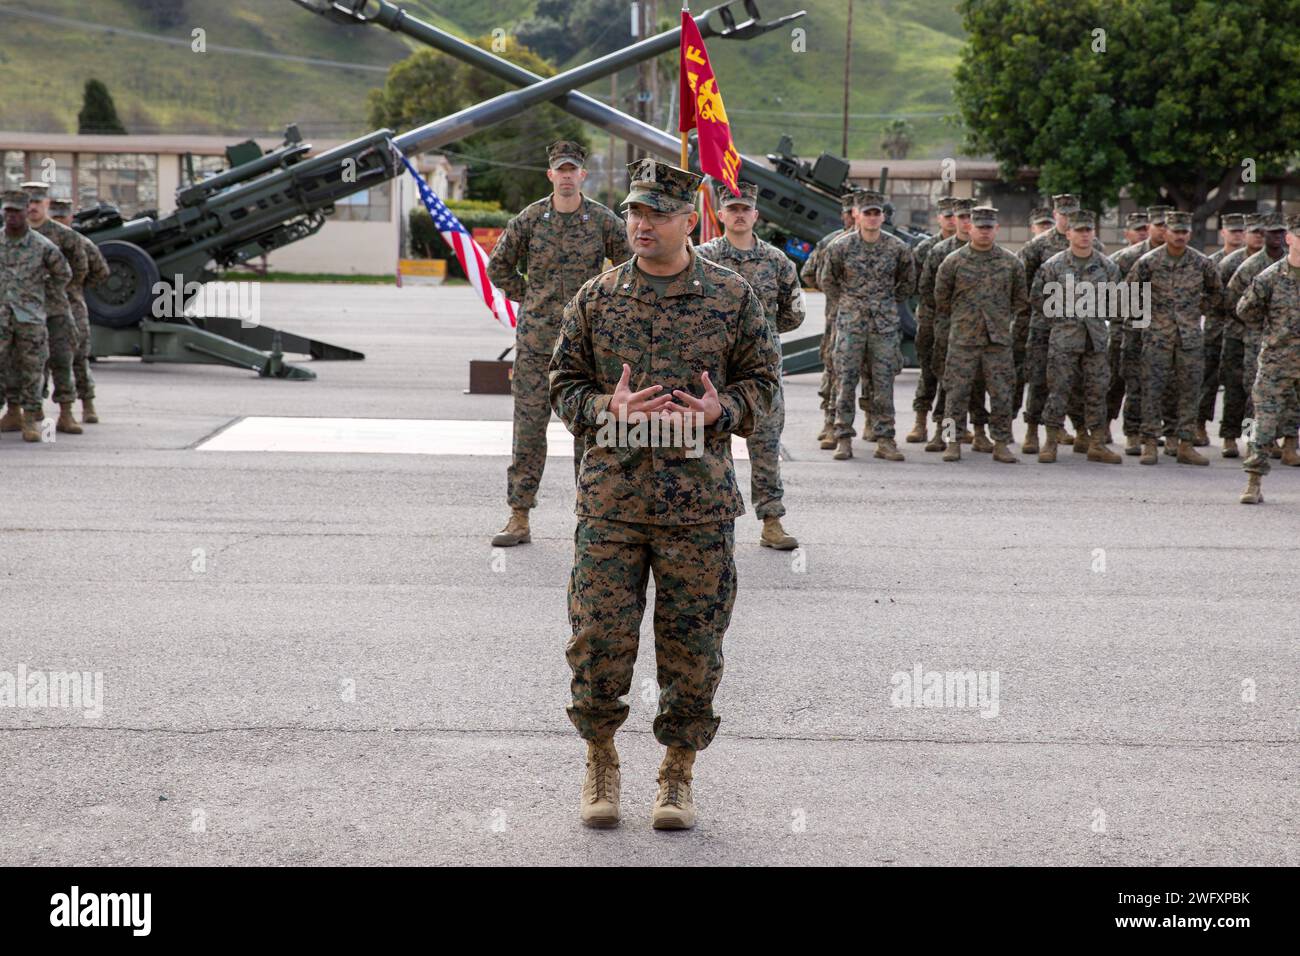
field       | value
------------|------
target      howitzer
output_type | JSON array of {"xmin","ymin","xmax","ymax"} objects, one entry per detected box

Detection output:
[
  {"xmin": 78, "ymin": 0, "xmax": 797, "ymax": 379},
  {"xmin": 305, "ymin": 0, "xmax": 927, "ymax": 374}
]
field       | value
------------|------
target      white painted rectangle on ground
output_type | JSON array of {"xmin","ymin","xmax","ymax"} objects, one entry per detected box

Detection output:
[{"xmin": 197, "ymin": 417, "xmax": 750, "ymax": 458}]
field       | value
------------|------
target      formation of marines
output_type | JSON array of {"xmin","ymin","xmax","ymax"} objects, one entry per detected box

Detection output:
[{"xmin": 1, "ymin": 183, "xmax": 105, "ymax": 444}]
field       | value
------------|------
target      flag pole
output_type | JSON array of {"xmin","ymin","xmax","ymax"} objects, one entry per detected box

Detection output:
[{"xmin": 680, "ymin": 1, "xmax": 690, "ymax": 168}]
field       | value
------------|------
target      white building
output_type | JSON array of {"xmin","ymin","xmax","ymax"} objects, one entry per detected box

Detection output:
[{"xmin": 1, "ymin": 131, "xmax": 467, "ymax": 275}]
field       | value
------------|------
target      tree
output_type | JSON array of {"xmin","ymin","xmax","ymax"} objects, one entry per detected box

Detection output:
[
  {"xmin": 880, "ymin": 120, "xmax": 914, "ymax": 159},
  {"xmin": 367, "ymin": 36, "xmax": 588, "ymax": 209},
  {"xmin": 953, "ymin": 0, "xmax": 1300, "ymax": 221},
  {"xmin": 78, "ymin": 79, "xmax": 127, "ymax": 135},
  {"xmin": 139, "ymin": 0, "xmax": 187, "ymax": 29}
]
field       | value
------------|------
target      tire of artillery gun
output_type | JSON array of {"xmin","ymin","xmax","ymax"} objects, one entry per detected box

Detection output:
[{"xmin": 88, "ymin": 240, "xmax": 162, "ymax": 329}]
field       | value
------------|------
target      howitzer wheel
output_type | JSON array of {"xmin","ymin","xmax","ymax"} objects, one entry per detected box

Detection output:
[{"xmin": 88, "ymin": 240, "xmax": 161, "ymax": 329}]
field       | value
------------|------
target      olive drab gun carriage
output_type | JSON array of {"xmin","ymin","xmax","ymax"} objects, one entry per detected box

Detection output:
[
  {"xmin": 296, "ymin": 0, "xmax": 928, "ymax": 374},
  {"xmin": 74, "ymin": 1, "xmax": 803, "ymax": 379}
]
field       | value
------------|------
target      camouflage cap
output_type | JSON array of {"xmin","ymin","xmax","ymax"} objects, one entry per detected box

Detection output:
[
  {"xmin": 1030, "ymin": 206, "xmax": 1054, "ymax": 225},
  {"xmin": 1165, "ymin": 211, "xmax": 1192, "ymax": 232},
  {"xmin": 1, "ymin": 189, "xmax": 29, "ymax": 211},
  {"xmin": 1220, "ymin": 212, "xmax": 1247, "ymax": 231},
  {"xmin": 49, "ymin": 199, "xmax": 72, "ymax": 216},
  {"xmin": 1052, "ymin": 193, "xmax": 1081, "ymax": 214},
  {"xmin": 936, "ymin": 196, "xmax": 957, "ymax": 215},
  {"xmin": 1287, "ymin": 214, "xmax": 1300, "ymax": 235},
  {"xmin": 840, "ymin": 191, "xmax": 858, "ymax": 212},
  {"xmin": 1068, "ymin": 209, "xmax": 1097, "ymax": 229},
  {"xmin": 1245, "ymin": 213, "xmax": 1264, "ymax": 232},
  {"xmin": 1125, "ymin": 212, "xmax": 1149, "ymax": 228},
  {"xmin": 855, "ymin": 189, "xmax": 886, "ymax": 211},
  {"xmin": 547, "ymin": 140, "xmax": 587, "ymax": 169},
  {"xmin": 622, "ymin": 158, "xmax": 702, "ymax": 214},
  {"xmin": 970, "ymin": 205, "xmax": 999, "ymax": 226},
  {"xmin": 20, "ymin": 180, "xmax": 49, "ymax": 200},
  {"xmin": 1259, "ymin": 210, "xmax": 1286, "ymax": 231},
  {"xmin": 952, "ymin": 198, "xmax": 974, "ymax": 216},
  {"xmin": 717, "ymin": 181, "xmax": 758, "ymax": 208},
  {"xmin": 1146, "ymin": 205, "xmax": 1173, "ymax": 224}
]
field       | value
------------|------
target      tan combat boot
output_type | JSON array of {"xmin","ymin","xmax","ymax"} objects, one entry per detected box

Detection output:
[
  {"xmin": 959, "ymin": 428, "xmax": 974, "ymax": 444},
  {"xmin": 0, "ymin": 404, "xmax": 21, "ymax": 432},
  {"xmin": 1021, "ymin": 425, "xmax": 1040, "ymax": 455},
  {"xmin": 1194, "ymin": 422, "xmax": 1210, "ymax": 446},
  {"xmin": 1125, "ymin": 434, "xmax": 1142, "ymax": 456},
  {"xmin": 1239, "ymin": 473, "xmax": 1264, "ymax": 505},
  {"xmin": 1163, "ymin": 435, "xmax": 1178, "ymax": 457},
  {"xmin": 818, "ymin": 419, "xmax": 838, "ymax": 449},
  {"xmin": 20, "ymin": 410, "xmax": 40, "ymax": 443},
  {"xmin": 1269, "ymin": 439, "xmax": 1283, "ymax": 459},
  {"xmin": 1087, "ymin": 432, "xmax": 1122, "ymax": 464},
  {"xmin": 1060, "ymin": 427, "xmax": 1075, "ymax": 446},
  {"xmin": 651, "ymin": 746, "xmax": 696, "ymax": 831},
  {"xmin": 1139, "ymin": 439, "xmax": 1159, "ymax": 465},
  {"xmin": 905, "ymin": 410, "xmax": 928, "ymax": 443},
  {"xmin": 924, "ymin": 425, "xmax": 947, "ymax": 452},
  {"xmin": 1072, "ymin": 426, "xmax": 1091, "ymax": 454},
  {"xmin": 874, "ymin": 437, "xmax": 904, "ymax": 461},
  {"xmin": 992, "ymin": 441, "xmax": 1018, "ymax": 463},
  {"xmin": 1038, "ymin": 426, "xmax": 1059, "ymax": 463},
  {"xmin": 971, "ymin": 425, "xmax": 994, "ymax": 453},
  {"xmin": 760, "ymin": 516, "xmax": 798, "ymax": 550},
  {"xmin": 942, "ymin": 440, "xmax": 961, "ymax": 462},
  {"xmin": 1221, "ymin": 438, "xmax": 1239, "ymax": 458},
  {"xmin": 1177, "ymin": 439, "xmax": 1209, "ymax": 466},
  {"xmin": 56, "ymin": 403, "xmax": 83, "ymax": 435},
  {"xmin": 579, "ymin": 738, "xmax": 621, "ymax": 828},
  {"xmin": 1281, "ymin": 436, "xmax": 1300, "ymax": 466},
  {"xmin": 832, "ymin": 437, "xmax": 852, "ymax": 460},
  {"xmin": 81, "ymin": 398, "xmax": 98, "ymax": 424},
  {"xmin": 490, "ymin": 508, "xmax": 531, "ymax": 547},
  {"xmin": 1102, "ymin": 424, "xmax": 1116, "ymax": 445}
]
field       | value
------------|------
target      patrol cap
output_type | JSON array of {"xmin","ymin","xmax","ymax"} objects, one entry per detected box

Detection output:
[
  {"xmin": 622, "ymin": 158, "xmax": 702, "ymax": 214},
  {"xmin": 1220, "ymin": 213, "xmax": 1246, "ymax": 231},
  {"xmin": 1165, "ymin": 211, "xmax": 1192, "ymax": 232},
  {"xmin": 547, "ymin": 140, "xmax": 587, "ymax": 169},
  {"xmin": 1146, "ymin": 205, "xmax": 1173, "ymax": 224},
  {"xmin": 856, "ymin": 189, "xmax": 886, "ymax": 211},
  {"xmin": 1245, "ymin": 213, "xmax": 1264, "ymax": 232},
  {"xmin": 1, "ymin": 189, "xmax": 29, "ymax": 211},
  {"xmin": 936, "ymin": 196, "xmax": 957, "ymax": 216},
  {"xmin": 1259, "ymin": 211, "xmax": 1286, "ymax": 231},
  {"xmin": 1030, "ymin": 206, "xmax": 1054, "ymax": 225},
  {"xmin": 21, "ymin": 180, "xmax": 49, "ymax": 200},
  {"xmin": 970, "ymin": 205, "xmax": 999, "ymax": 226},
  {"xmin": 840, "ymin": 191, "xmax": 857, "ymax": 212},
  {"xmin": 1052, "ymin": 193, "xmax": 1080, "ymax": 214},
  {"xmin": 1125, "ymin": 212, "xmax": 1149, "ymax": 228},
  {"xmin": 951, "ymin": 198, "xmax": 974, "ymax": 216},
  {"xmin": 1068, "ymin": 209, "xmax": 1097, "ymax": 229},
  {"xmin": 717, "ymin": 181, "xmax": 758, "ymax": 208},
  {"xmin": 1287, "ymin": 214, "xmax": 1300, "ymax": 235},
  {"xmin": 49, "ymin": 199, "xmax": 72, "ymax": 217}
]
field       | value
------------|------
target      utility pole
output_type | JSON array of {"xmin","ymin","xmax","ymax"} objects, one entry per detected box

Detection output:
[{"xmin": 841, "ymin": 0, "xmax": 853, "ymax": 158}]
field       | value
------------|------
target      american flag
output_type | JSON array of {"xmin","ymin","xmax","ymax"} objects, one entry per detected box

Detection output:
[{"xmin": 396, "ymin": 150, "xmax": 518, "ymax": 329}]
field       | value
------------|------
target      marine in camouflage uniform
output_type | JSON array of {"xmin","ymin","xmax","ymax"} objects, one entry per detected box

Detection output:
[
  {"xmin": 485, "ymin": 141, "xmax": 630, "ymax": 547},
  {"xmin": 2, "ymin": 182, "xmax": 87, "ymax": 436},
  {"xmin": 933, "ymin": 205, "xmax": 1026, "ymax": 463},
  {"xmin": 0, "ymin": 189, "xmax": 70, "ymax": 442},
  {"xmin": 1106, "ymin": 211, "xmax": 1149, "ymax": 430},
  {"xmin": 1226, "ymin": 213, "xmax": 1297, "ymax": 460},
  {"xmin": 902, "ymin": 195, "xmax": 957, "ymax": 444},
  {"xmin": 918, "ymin": 198, "xmax": 988, "ymax": 449},
  {"xmin": 697, "ymin": 181, "xmax": 806, "ymax": 549},
  {"xmin": 1124, "ymin": 211, "xmax": 1223, "ymax": 465},
  {"xmin": 1214, "ymin": 216, "xmax": 1263, "ymax": 456},
  {"xmin": 549, "ymin": 160, "xmax": 780, "ymax": 830},
  {"xmin": 1196, "ymin": 212, "xmax": 1247, "ymax": 444},
  {"xmin": 821, "ymin": 189, "xmax": 915, "ymax": 461},
  {"xmin": 1018, "ymin": 194, "xmax": 1105, "ymax": 453},
  {"xmin": 801, "ymin": 191, "xmax": 857, "ymax": 446},
  {"xmin": 52, "ymin": 198, "xmax": 107, "ymax": 423},
  {"xmin": 1237, "ymin": 215, "xmax": 1300, "ymax": 503},
  {"xmin": 1029, "ymin": 210, "xmax": 1123, "ymax": 463},
  {"xmin": 1110, "ymin": 205, "xmax": 1177, "ymax": 454}
]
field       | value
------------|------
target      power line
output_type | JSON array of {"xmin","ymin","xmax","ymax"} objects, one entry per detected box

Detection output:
[{"xmin": 0, "ymin": 5, "xmax": 390, "ymax": 73}]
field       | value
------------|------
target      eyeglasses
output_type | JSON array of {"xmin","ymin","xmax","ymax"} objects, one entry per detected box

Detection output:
[{"xmin": 626, "ymin": 208, "xmax": 685, "ymax": 227}]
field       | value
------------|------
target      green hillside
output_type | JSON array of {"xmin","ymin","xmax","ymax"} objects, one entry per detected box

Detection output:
[{"xmin": 0, "ymin": 0, "xmax": 964, "ymax": 158}]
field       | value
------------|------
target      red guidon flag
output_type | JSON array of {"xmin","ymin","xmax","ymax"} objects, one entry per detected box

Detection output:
[{"xmin": 679, "ymin": 10, "xmax": 742, "ymax": 196}]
